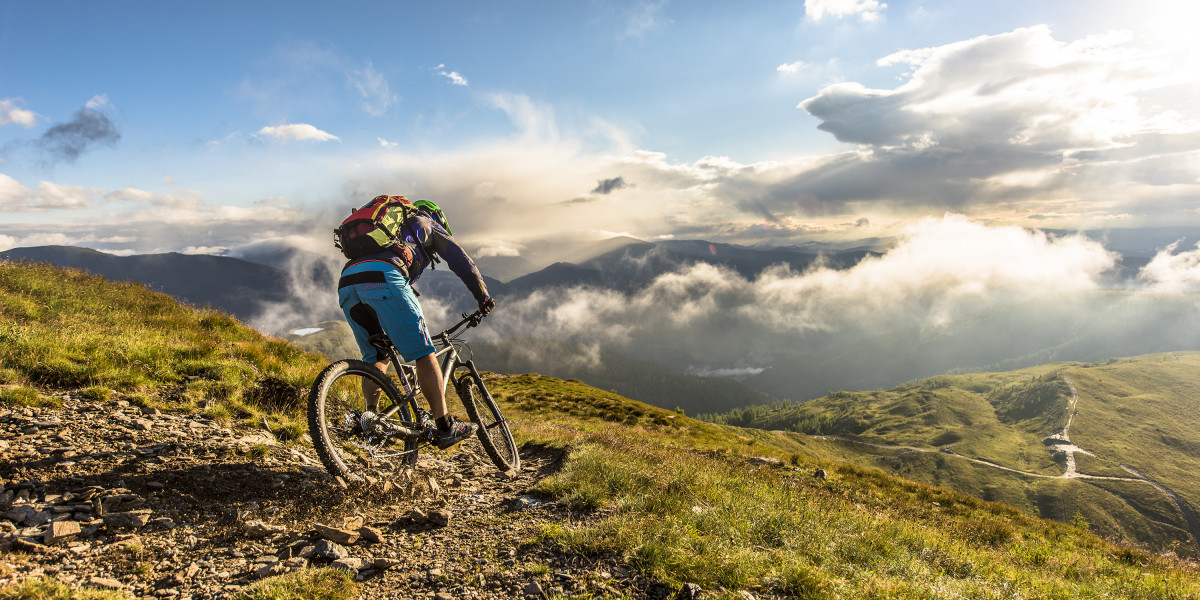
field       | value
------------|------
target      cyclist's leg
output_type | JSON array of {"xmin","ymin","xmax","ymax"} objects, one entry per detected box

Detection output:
[
  {"xmin": 340, "ymin": 284, "xmax": 392, "ymax": 411},
  {"xmin": 355, "ymin": 271, "xmax": 445, "ymax": 416},
  {"xmin": 413, "ymin": 353, "xmax": 447, "ymax": 419},
  {"xmin": 362, "ymin": 360, "xmax": 390, "ymax": 412}
]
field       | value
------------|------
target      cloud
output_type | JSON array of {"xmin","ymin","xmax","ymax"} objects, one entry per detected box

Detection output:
[
  {"xmin": 0, "ymin": 200, "xmax": 323, "ymax": 256},
  {"xmin": 378, "ymin": 137, "xmax": 398, "ymax": 149},
  {"xmin": 776, "ymin": 61, "xmax": 807, "ymax": 74},
  {"xmin": 591, "ymin": 176, "xmax": 629, "ymax": 195},
  {"xmin": 0, "ymin": 174, "xmax": 31, "ymax": 209},
  {"xmin": 256, "ymin": 123, "xmax": 340, "ymax": 143},
  {"xmin": 38, "ymin": 95, "xmax": 120, "ymax": 164},
  {"xmin": 0, "ymin": 179, "xmax": 102, "ymax": 212},
  {"xmin": 1138, "ymin": 241, "xmax": 1200, "ymax": 291},
  {"xmin": 473, "ymin": 240, "xmax": 523, "ymax": 258},
  {"xmin": 674, "ymin": 24, "xmax": 1200, "ymax": 222},
  {"xmin": 805, "ymin": 0, "xmax": 886, "ymax": 22},
  {"xmin": 436, "ymin": 66, "xmax": 468, "ymax": 86},
  {"xmin": 32, "ymin": 182, "xmax": 101, "ymax": 210},
  {"xmin": 349, "ymin": 61, "xmax": 398, "ymax": 116},
  {"xmin": 473, "ymin": 215, "xmax": 1118, "ymax": 371},
  {"xmin": 0, "ymin": 98, "xmax": 38, "ymax": 127}
]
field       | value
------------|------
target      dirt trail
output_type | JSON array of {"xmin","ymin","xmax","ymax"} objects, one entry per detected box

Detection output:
[{"xmin": 0, "ymin": 392, "xmax": 671, "ymax": 599}]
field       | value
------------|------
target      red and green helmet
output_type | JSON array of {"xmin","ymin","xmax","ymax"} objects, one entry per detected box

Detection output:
[{"xmin": 412, "ymin": 199, "xmax": 452, "ymax": 236}]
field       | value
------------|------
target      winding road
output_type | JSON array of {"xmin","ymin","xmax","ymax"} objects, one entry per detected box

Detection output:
[{"xmin": 816, "ymin": 376, "xmax": 1200, "ymax": 551}]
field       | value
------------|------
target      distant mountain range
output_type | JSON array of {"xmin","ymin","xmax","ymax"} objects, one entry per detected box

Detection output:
[{"xmin": 503, "ymin": 238, "xmax": 878, "ymax": 294}]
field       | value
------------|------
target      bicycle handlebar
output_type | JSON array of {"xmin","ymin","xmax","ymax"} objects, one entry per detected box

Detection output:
[{"xmin": 437, "ymin": 310, "xmax": 485, "ymax": 339}]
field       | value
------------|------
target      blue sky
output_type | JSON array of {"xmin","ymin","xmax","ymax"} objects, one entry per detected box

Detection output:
[{"xmin": 1, "ymin": 0, "xmax": 1197, "ymax": 258}]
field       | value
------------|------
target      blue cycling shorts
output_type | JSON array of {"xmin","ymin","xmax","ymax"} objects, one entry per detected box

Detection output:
[{"xmin": 337, "ymin": 262, "xmax": 436, "ymax": 363}]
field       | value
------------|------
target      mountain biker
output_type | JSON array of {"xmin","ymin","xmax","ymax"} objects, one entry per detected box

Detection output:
[{"xmin": 336, "ymin": 196, "xmax": 496, "ymax": 449}]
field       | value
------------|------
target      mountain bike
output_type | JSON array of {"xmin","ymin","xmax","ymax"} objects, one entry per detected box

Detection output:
[{"xmin": 307, "ymin": 311, "xmax": 520, "ymax": 482}]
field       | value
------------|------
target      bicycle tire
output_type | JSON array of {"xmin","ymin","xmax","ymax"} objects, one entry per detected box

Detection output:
[
  {"xmin": 308, "ymin": 359, "xmax": 419, "ymax": 482},
  {"xmin": 456, "ymin": 367, "xmax": 520, "ymax": 472}
]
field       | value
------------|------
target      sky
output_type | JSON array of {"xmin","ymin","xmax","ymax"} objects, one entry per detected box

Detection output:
[{"xmin": 1, "ymin": 0, "xmax": 1199, "ymax": 259}]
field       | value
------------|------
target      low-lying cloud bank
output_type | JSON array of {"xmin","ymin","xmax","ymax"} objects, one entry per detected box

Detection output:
[{"xmin": 465, "ymin": 216, "xmax": 1123, "ymax": 362}]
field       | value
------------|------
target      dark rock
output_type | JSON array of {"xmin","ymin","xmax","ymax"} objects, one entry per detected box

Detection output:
[{"xmin": 312, "ymin": 539, "xmax": 349, "ymax": 560}]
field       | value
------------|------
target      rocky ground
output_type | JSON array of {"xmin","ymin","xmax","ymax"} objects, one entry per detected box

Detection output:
[{"xmin": 0, "ymin": 390, "xmax": 683, "ymax": 600}]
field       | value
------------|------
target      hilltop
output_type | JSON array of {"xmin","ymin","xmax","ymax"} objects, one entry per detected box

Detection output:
[
  {"xmin": 2, "ymin": 260, "xmax": 1200, "ymax": 599},
  {"xmin": 707, "ymin": 353, "xmax": 1200, "ymax": 558}
]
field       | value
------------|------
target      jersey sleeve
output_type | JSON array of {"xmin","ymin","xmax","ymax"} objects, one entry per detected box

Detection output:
[{"xmin": 408, "ymin": 216, "xmax": 490, "ymax": 303}]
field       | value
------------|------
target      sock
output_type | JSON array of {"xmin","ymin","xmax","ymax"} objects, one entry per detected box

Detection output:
[{"xmin": 436, "ymin": 416, "xmax": 453, "ymax": 431}]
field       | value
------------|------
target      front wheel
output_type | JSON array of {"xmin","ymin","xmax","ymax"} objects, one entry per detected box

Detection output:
[
  {"xmin": 456, "ymin": 368, "xmax": 520, "ymax": 472},
  {"xmin": 308, "ymin": 359, "xmax": 418, "ymax": 482}
]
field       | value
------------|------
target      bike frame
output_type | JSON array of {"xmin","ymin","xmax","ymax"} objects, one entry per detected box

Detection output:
[{"xmin": 370, "ymin": 312, "xmax": 482, "ymax": 423}]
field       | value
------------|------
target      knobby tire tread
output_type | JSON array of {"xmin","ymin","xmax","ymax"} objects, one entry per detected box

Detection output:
[
  {"xmin": 308, "ymin": 359, "xmax": 409, "ymax": 481},
  {"xmin": 457, "ymin": 370, "xmax": 520, "ymax": 472}
]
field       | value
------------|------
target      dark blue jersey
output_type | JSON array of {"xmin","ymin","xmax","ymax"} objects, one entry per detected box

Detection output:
[{"xmin": 343, "ymin": 214, "xmax": 489, "ymax": 303}]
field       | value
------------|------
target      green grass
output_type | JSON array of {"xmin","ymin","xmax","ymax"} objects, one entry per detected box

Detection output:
[
  {"xmin": 701, "ymin": 353, "xmax": 1200, "ymax": 559},
  {"xmin": 238, "ymin": 568, "xmax": 358, "ymax": 600},
  {"xmin": 487, "ymin": 373, "xmax": 1200, "ymax": 599},
  {"xmin": 0, "ymin": 385, "xmax": 59, "ymax": 408},
  {"xmin": 526, "ymin": 428, "xmax": 1199, "ymax": 599},
  {"xmin": 0, "ymin": 576, "xmax": 132, "ymax": 600},
  {"xmin": 0, "ymin": 260, "xmax": 324, "ymax": 439}
]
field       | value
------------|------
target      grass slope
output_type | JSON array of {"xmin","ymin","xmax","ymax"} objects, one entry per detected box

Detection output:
[
  {"xmin": 4, "ymin": 260, "xmax": 1200, "ymax": 599},
  {"xmin": 707, "ymin": 353, "xmax": 1200, "ymax": 558},
  {"xmin": 488, "ymin": 374, "xmax": 1200, "ymax": 598},
  {"xmin": 0, "ymin": 259, "xmax": 323, "ymax": 439}
]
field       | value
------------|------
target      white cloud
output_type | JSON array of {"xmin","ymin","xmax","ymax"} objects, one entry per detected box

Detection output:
[
  {"xmin": 1138, "ymin": 241, "xmax": 1200, "ymax": 291},
  {"xmin": 378, "ymin": 137, "xmax": 398, "ymax": 149},
  {"xmin": 479, "ymin": 215, "xmax": 1118, "ymax": 369},
  {"xmin": 31, "ymin": 182, "xmax": 100, "ymax": 211},
  {"xmin": 817, "ymin": 26, "xmax": 1190, "ymax": 151},
  {"xmin": 473, "ymin": 240, "xmax": 524, "ymax": 258},
  {"xmin": 438, "ymin": 69, "xmax": 468, "ymax": 86},
  {"xmin": 702, "ymin": 24, "xmax": 1200, "ymax": 222},
  {"xmin": 776, "ymin": 61, "xmax": 807, "ymax": 74},
  {"xmin": 256, "ymin": 123, "xmax": 340, "ymax": 143},
  {"xmin": 350, "ymin": 61, "xmax": 398, "ymax": 116},
  {"xmin": 0, "ymin": 174, "xmax": 31, "ymax": 209},
  {"xmin": 0, "ymin": 98, "xmax": 37, "ymax": 127},
  {"xmin": 805, "ymin": 0, "xmax": 886, "ymax": 22},
  {"xmin": 84, "ymin": 94, "xmax": 112, "ymax": 110}
]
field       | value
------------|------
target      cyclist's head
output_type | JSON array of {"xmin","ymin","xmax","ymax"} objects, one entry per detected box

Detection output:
[{"xmin": 413, "ymin": 199, "xmax": 452, "ymax": 235}]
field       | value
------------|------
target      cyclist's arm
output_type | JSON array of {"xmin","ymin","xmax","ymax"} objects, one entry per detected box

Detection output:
[{"xmin": 409, "ymin": 218, "xmax": 490, "ymax": 303}]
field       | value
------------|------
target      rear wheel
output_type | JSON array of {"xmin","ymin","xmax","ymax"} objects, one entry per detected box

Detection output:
[
  {"xmin": 456, "ymin": 367, "xmax": 520, "ymax": 472},
  {"xmin": 308, "ymin": 359, "xmax": 419, "ymax": 482}
]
